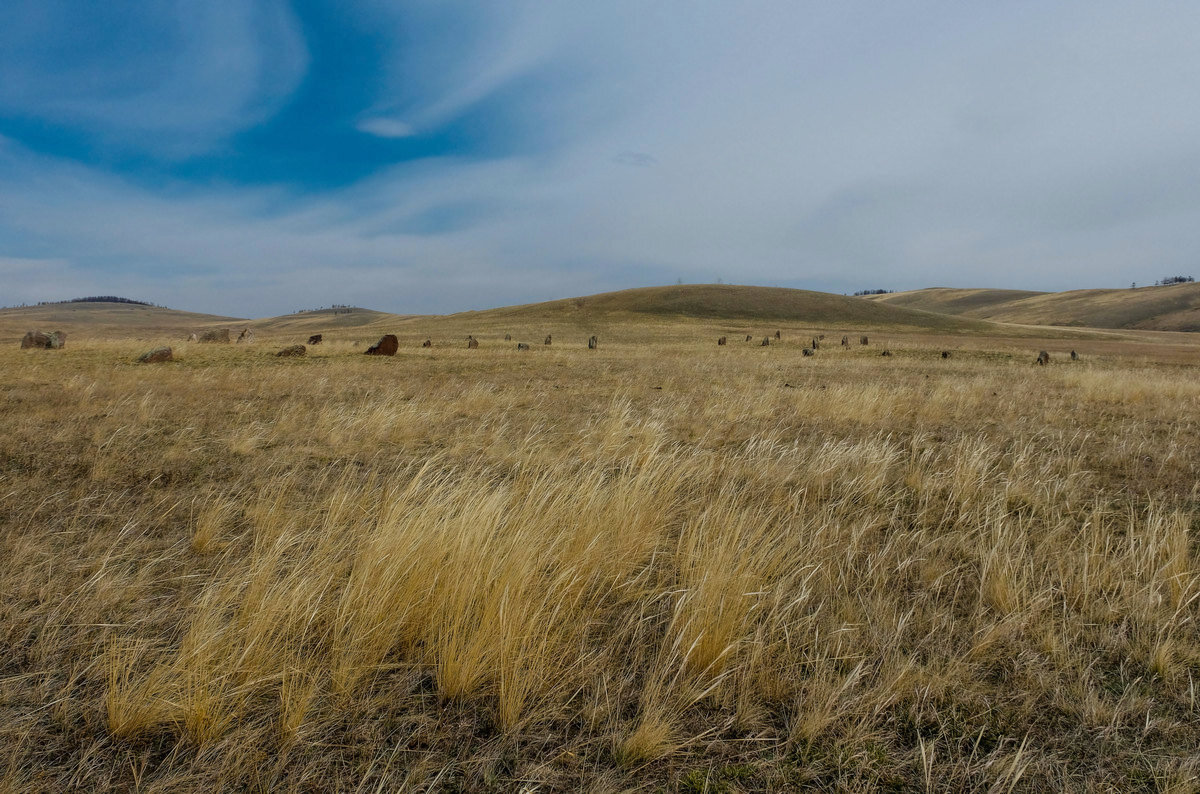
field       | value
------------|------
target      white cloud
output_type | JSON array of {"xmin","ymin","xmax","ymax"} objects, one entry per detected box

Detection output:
[{"xmin": 356, "ymin": 118, "xmax": 416, "ymax": 138}]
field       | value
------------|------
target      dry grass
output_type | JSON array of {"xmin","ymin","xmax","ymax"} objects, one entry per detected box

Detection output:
[
  {"xmin": 873, "ymin": 282, "xmax": 1200, "ymax": 332},
  {"xmin": 2, "ymin": 325, "xmax": 1199, "ymax": 791}
]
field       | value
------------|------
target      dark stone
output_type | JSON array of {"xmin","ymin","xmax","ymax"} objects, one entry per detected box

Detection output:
[
  {"xmin": 516, "ymin": 342, "xmax": 530, "ymax": 351},
  {"xmin": 1036, "ymin": 351, "xmax": 1050, "ymax": 365},
  {"xmin": 544, "ymin": 335, "xmax": 552, "ymax": 346},
  {"xmin": 802, "ymin": 347, "xmax": 814, "ymax": 357},
  {"xmin": 365, "ymin": 334, "xmax": 399, "ymax": 356},
  {"xmin": 422, "ymin": 339, "xmax": 432, "ymax": 348},
  {"xmin": 761, "ymin": 337, "xmax": 770, "ymax": 346},
  {"xmin": 276, "ymin": 345, "xmax": 306, "ymax": 357},
  {"xmin": 467, "ymin": 336, "xmax": 479, "ymax": 349},
  {"xmin": 307, "ymin": 334, "xmax": 323, "ymax": 345},
  {"xmin": 137, "ymin": 346, "xmax": 172, "ymax": 363},
  {"xmin": 717, "ymin": 336, "xmax": 727, "ymax": 345},
  {"xmin": 587, "ymin": 336, "xmax": 598, "ymax": 349},
  {"xmin": 941, "ymin": 351, "xmax": 951, "ymax": 359},
  {"xmin": 20, "ymin": 330, "xmax": 65, "ymax": 349}
]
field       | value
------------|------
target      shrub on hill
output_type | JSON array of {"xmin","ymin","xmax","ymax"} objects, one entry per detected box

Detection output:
[{"xmin": 38, "ymin": 296, "xmax": 156, "ymax": 306}]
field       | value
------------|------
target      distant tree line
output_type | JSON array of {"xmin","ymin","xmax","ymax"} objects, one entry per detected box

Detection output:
[
  {"xmin": 36, "ymin": 296, "xmax": 158, "ymax": 306},
  {"xmin": 853, "ymin": 289, "xmax": 894, "ymax": 296},
  {"xmin": 1156, "ymin": 276, "xmax": 1195, "ymax": 286},
  {"xmin": 294, "ymin": 304, "xmax": 356, "ymax": 314}
]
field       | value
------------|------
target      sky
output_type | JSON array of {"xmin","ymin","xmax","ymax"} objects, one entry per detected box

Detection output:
[{"xmin": 1, "ymin": 2, "xmax": 1199, "ymax": 317}]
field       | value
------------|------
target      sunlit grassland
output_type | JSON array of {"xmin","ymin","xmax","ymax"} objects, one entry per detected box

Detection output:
[{"xmin": 2, "ymin": 326, "xmax": 1199, "ymax": 792}]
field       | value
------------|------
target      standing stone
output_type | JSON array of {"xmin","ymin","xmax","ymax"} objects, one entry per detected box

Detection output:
[
  {"xmin": 199, "ymin": 329, "xmax": 231, "ymax": 343},
  {"xmin": 467, "ymin": 335, "xmax": 479, "ymax": 349},
  {"xmin": 307, "ymin": 334, "xmax": 323, "ymax": 345},
  {"xmin": 717, "ymin": 336, "xmax": 727, "ymax": 346},
  {"xmin": 365, "ymin": 334, "xmax": 399, "ymax": 356},
  {"xmin": 137, "ymin": 347, "xmax": 173, "ymax": 363},
  {"xmin": 20, "ymin": 331, "xmax": 65, "ymax": 349},
  {"xmin": 588, "ymin": 335, "xmax": 598, "ymax": 349}
]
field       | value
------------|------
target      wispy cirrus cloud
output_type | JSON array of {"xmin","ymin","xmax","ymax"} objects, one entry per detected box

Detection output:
[
  {"xmin": 0, "ymin": 0, "xmax": 307, "ymax": 157},
  {"xmin": 356, "ymin": 118, "xmax": 416, "ymax": 139}
]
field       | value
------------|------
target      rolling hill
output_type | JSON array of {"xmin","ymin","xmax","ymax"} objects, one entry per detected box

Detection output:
[
  {"xmin": 12, "ymin": 283, "xmax": 1176, "ymax": 346},
  {"xmin": 869, "ymin": 283, "xmax": 1200, "ymax": 331},
  {"xmin": 248, "ymin": 306, "xmax": 398, "ymax": 333},
  {"xmin": 453, "ymin": 284, "xmax": 993, "ymax": 332},
  {"xmin": 0, "ymin": 300, "xmax": 245, "ymax": 343}
]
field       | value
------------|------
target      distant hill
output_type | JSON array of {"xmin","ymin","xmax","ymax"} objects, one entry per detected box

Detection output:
[
  {"xmin": 869, "ymin": 283, "xmax": 1200, "ymax": 331},
  {"xmin": 459, "ymin": 284, "xmax": 992, "ymax": 331},
  {"xmin": 865, "ymin": 288, "xmax": 1047, "ymax": 316},
  {"xmin": 12, "ymin": 284, "xmax": 1159, "ymax": 346},
  {"xmin": 249, "ymin": 307, "xmax": 398, "ymax": 333},
  {"xmin": 0, "ymin": 301, "xmax": 245, "ymax": 342}
]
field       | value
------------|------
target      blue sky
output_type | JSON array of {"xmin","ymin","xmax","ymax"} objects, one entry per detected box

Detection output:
[{"xmin": 2, "ymin": 2, "xmax": 1199, "ymax": 317}]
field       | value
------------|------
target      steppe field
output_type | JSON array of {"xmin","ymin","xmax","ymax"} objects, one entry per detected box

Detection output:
[{"xmin": 3, "ymin": 297, "xmax": 1200, "ymax": 792}]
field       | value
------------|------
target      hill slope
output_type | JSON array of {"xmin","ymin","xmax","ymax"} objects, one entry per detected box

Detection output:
[
  {"xmin": 458, "ymin": 284, "xmax": 993, "ymax": 331},
  {"xmin": 868, "ymin": 288, "xmax": 1047, "ymax": 316},
  {"xmin": 249, "ymin": 307, "xmax": 398, "ymax": 333},
  {"xmin": 0, "ymin": 301, "xmax": 245, "ymax": 343},
  {"xmin": 870, "ymin": 283, "xmax": 1200, "ymax": 331}
]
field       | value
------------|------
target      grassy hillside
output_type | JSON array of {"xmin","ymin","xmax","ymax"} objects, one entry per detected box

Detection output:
[
  {"xmin": 2, "ymin": 285, "xmax": 1132, "ymax": 352},
  {"xmin": 247, "ymin": 306, "xmax": 400, "ymax": 334},
  {"xmin": 457, "ymin": 284, "xmax": 995, "ymax": 332},
  {"xmin": 869, "ymin": 287, "xmax": 1047, "ymax": 316},
  {"xmin": 0, "ymin": 301, "xmax": 244, "ymax": 343},
  {"xmin": 871, "ymin": 283, "xmax": 1200, "ymax": 331}
]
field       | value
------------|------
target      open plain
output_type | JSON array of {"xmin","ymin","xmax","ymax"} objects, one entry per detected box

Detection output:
[{"xmin": 2, "ymin": 290, "xmax": 1200, "ymax": 792}]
